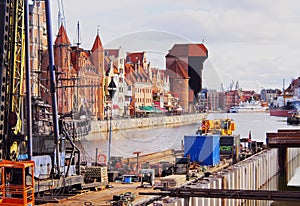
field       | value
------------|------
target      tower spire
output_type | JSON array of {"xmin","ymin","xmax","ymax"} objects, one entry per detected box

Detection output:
[{"xmin": 76, "ymin": 21, "xmax": 81, "ymax": 47}]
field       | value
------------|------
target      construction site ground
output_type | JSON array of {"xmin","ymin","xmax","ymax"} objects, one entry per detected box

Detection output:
[{"xmin": 37, "ymin": 181, "xmax": 161, "ymax": 206}]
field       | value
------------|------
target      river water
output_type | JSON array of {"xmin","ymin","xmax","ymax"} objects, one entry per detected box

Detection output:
[
  {"xmin": 79, "ymin": 112, "xmax": 300, "ymax": 205},
  {"xmin": 80, "ymin": 112, "xmax": 297, "ymax": 161}
]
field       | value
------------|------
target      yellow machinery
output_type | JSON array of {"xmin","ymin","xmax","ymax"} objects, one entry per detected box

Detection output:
[
  {"xmin": 200, "ymin": 118, "xmax": 236, "ymax": 135},
  {"xmin": 0, "ymin": 0, "xmax": 35, "ymax": 205},
  {"xmin": 198, "ymin": 118, "xmax": 240, "ymax": 163}
]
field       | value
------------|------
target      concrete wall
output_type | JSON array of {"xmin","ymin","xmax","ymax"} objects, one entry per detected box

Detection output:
[{"xmin": 90, "ymin": 113, "xmax": 207, "ymax": 133}]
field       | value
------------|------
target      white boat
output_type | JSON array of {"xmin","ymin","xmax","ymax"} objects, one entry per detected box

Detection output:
[{"xmin": 229, "ymin": 101, "xmax": 267, "ymax": 113}]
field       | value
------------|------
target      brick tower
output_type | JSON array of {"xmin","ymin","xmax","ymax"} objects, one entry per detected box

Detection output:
[{"xmin": 166, "ymin": 44, "xmax": 208, "ymax": 112}]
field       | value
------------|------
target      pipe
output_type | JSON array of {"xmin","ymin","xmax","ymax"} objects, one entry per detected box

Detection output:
[{"xmin": 45, "ymin": 0, "xmax": 61, "ymax": 175}]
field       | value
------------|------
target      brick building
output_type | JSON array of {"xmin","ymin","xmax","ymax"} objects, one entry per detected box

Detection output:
[{"xmin": 166, "ymin": 44, "xmax": 208, "ymax": 112}]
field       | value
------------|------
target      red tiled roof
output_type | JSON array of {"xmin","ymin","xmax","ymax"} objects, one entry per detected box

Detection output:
[
  {"xmin": 125, "ymin": 63, "xmax": 135, "ymax": 75},
  {"xmin": 91, "ymin": 35, "xmax": 103, "ymax": 52},
  {"xmin": 126, "ymin": 52, "xmax": 145, "ymax": 64},
  {"xmin": 55, "ymin": 25, "xmax": 70, "ymax": 45},
  {"xmin": 166, "ymin": 59, "xmax": 189, "ymax": 79},
  {"xmin": 166, "ymin": 44, "xmax": 208, "ymax": 58},
  {"xmin": 105, "ymin": 49, "xmax": 119, "ymax": 58}
]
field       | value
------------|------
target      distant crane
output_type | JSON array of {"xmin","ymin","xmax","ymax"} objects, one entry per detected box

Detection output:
[
  {"xmin": 57, "ymin": 0, "xmax": 66, "ymax": 29},
  {"xmin": 220, "ymin": 83, "xmax": 225, "ymax": 92},
  {"xmin": 228, "ymin": 80, "xmax": 234, "ymax": 91},
  {"xmin": 235, "ymin": 81, "xmax": 239, "ymax": 91}
]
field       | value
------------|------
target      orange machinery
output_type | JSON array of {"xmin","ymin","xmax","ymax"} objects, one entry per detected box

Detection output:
[{"xmin": 0, "ymin": 160, "xmax": 34, "ymax": 206}]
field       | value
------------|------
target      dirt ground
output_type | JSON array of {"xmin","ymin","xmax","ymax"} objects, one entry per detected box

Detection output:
[{"xmin": 38, "ymin": 182, "xmax": 160, "ymax": 206}]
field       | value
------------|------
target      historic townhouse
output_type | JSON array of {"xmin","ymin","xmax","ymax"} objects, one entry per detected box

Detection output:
[
  {"xmin": 45, "ymin": 25, "xmax": 105, "ymax": 120},
  {"xmin": 105, "ymin": 47, "xmax": 126, "ymax": 117}
]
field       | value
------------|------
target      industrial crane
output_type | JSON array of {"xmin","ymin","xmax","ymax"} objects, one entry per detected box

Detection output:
[
  {"xmin": 0, "ymin": 0, "xmax": 35, "ymax": 205},
  {"xmin": 0, "ymin": 1, "xmax": 103, "ymax": 205}
]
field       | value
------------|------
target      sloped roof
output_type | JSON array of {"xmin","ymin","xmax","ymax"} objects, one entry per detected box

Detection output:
[
  {"xmin": 105, "ymin": 49, "xmax": 119, "ymax": 58},
  {"xmin": 166, "ymin": 59, "xmax": 189, "ymax": 79},
  {"xmin": 166, "ymin": 44, "xmax": 208, "ymax": 58},
  {"xmin": 91, "ymin": 35, "xmax": 103, "ymax": 52},
  {"xmin": 126, "ymin": 52, "xmax": 145, "ymax": 64},
  {"xmin": 55, "ymin": 25, "xmax": 70, "ymax": 45}
]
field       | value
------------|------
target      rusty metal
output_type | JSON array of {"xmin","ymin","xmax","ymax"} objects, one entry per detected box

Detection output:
[
  {"xmin": 267, "ymin": 130, "xmax": 300, "ymax": 148},
  {"xmin": 139, "ymin": 188, "xmax": 300, "ymax": 201}
]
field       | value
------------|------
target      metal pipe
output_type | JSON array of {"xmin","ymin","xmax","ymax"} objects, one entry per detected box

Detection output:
[
  {"xmin": 108, "ymin": 107, "xmax": 112, "ymax": 170},
  {"xmin": 95, "ymin": 148, "xmax": 98, "ymax": 165},
  {"xmin": 24, "ymin": 0, "xmax": 32, "ymax": 160},
  {"xmin": 45, "ymin": 0, "xmax": 61, "ymax": 175}
]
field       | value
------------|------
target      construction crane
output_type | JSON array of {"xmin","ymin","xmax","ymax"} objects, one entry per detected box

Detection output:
[
  {"xmin": 0, "ymin": 0, "xmax": 35, "ymax": 205},
  {"xmin": 0, "ymin": 1, "xmax": 107, "ymax": 205}
]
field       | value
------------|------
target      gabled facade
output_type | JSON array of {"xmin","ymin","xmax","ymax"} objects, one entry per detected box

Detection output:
[
  {"xmin": 124, "ymin": 53, "xmax": 153, "ymax": 117},
  {"xmin": 41, "ymin": 26, "xmax": 105, "ymax": 120},
  {"xmin": 105, "ymin": 47, "xmax": 126, "ymax": 117}
]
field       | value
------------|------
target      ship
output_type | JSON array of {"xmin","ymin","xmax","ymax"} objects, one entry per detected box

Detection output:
[
  {"xmin": 229, "ymin": 101, "xmax": 268, "ymax": 113},
  {"xmin": 269, "ymin": 100, "xmax": 300, "ymax": 117}
]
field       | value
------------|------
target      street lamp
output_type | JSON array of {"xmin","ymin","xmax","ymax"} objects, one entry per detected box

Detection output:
[
  {"xmin": 133, "ymin": 151, "xmax": 141, "ymax": 174},
  {"xmin": 107, "ymin": 77, "xmax": 116, "ymax": 170}
]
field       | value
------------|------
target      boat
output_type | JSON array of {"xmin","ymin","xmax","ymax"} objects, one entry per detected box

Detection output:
[
  {"xmin": 287, "ymin": 112, "xmax": 300, "ymax": 125},
  {"xmin": 229, "ymin": 101, "xmax": 268, "ymax": 113},
  {"xmin": 269, "ymin": 101, "xmax": 300, "ymax": 117},
  {"xmin": 229, "ymin": 106, "xmax": 239, "ymax": 113}
]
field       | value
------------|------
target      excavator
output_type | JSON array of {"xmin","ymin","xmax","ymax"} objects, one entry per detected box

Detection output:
[{"xmin": 0, "ymin": 1, "xmax": 105, "ymax": 205}]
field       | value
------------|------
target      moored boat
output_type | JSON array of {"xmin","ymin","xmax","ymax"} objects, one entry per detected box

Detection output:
[{"xmin": 269, "ymin": 101, "xmax": 300, "ymax": 117}]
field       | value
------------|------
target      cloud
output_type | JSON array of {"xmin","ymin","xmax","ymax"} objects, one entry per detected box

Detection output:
[{"xmin": 51, "ymin": 0, "xmax": 300, "ymax": 90}]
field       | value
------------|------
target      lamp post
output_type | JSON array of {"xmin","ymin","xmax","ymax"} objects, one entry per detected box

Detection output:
[
  {"xmin": 133, "ymin": 151, "xmax": 141, "ymax": 174},
  {"xmin": 107, "ymin": 77, "xmax": 116, "ymax": 170}
]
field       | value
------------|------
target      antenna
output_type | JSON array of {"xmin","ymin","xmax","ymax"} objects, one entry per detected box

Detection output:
[
  {"xmin": 76, "ymin": 21, "xmax": 81, "ymax": 47},
  {"xmin": 97, "ymin": 25, "xmax": 100, "ymax": 36},
  {"xmin": 57, "ymin": 0, "xmax": 66, "ymax": 29}
]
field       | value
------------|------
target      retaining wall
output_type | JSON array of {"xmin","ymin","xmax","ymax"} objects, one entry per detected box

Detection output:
[
  {"xmin": 162, "ymin": 148, "xmax": 300, "ymax": 206},
  {"xmin": 90, "ymin": 113, "xmax": 206, "ymax": 133}
]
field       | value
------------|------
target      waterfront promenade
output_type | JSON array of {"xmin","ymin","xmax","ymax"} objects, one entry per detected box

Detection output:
[{"xmin": 90, "ymin": 113, "xmax": 207, "ymax": 133}]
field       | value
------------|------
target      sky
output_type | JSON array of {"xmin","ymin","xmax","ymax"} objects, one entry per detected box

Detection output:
[{"xmin": 50, "ymin": 0, "xmax": 300, "ymax": 91}]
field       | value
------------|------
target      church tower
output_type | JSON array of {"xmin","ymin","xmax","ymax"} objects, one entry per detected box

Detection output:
[{"xmin": 90, "ymin": 31, "xmax": 105, "ymax": 120}]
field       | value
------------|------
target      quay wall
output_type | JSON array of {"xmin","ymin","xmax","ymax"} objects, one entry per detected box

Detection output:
[
  {"xmin": 90, "ymin": 113, "xmax": 206, "ymax": 133},
  {"xmin": 165, "ymin": 148, "xmax": 300, "ymax": 206}
]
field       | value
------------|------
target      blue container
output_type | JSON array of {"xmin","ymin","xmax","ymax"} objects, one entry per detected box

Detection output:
[
  {"xmin": 123, "ymin": 175, "xmax": 132, "ymax": 183},
  {"xmin": 184, "ymin": 135, "xmax": 220, "ymax": 166}
]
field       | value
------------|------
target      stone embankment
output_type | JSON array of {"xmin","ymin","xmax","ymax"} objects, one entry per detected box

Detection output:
[{"xmin": 90, "ymin": 113, "xmax": 207, "ymax": 133}]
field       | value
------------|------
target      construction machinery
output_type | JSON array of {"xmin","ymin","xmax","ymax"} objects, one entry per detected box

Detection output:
[
  {"xmin": 198, "ymin": 118, "xmax": 236, "ymax": 136},
  {"xmin": 0, "ymin": 1, "xmax": 107, "ymax": 205},
  {"xmin": 197, "ymin": 118, "xmax": 240, "ymax": 163}
]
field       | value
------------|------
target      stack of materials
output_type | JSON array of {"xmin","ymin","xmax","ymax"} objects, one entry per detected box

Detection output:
[
  {"xmin": 160, "ymin": 175, "xmax": 186, "ymax": 188},
  {"xmin": 84, "ymin": 166, "xmax": 108, "ymax": 183}
]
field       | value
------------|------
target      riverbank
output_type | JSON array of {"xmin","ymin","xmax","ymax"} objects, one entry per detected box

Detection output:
[{"xmin": 90, "ymin": 113, "xmax": 207, "ymax": 133}]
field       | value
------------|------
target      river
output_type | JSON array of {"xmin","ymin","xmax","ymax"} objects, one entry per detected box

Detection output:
[
  {"xmin": 79, "ymin": 112, "xmax": 300, "ymax": 205},
  {"xmin": 80, "ymin": 112, "xmax": 297, "ymax": 161}
]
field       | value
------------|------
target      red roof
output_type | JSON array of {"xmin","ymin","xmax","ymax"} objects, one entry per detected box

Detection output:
[
  {"xmin": 55, "ymin": 25, "xmax": 70, "ymax": 45},
  {"xmin": 105, "ymin": 49, "xmax": 119, "ymax": 58},
  {"xmin": 126, "ymin": 52, "xmax": 145, "ymax": 64},
  {"xmin": 166, "ymin": 44, "xmax": 208, "ymax": 58},
  {"xmin": 165, "ymin": 59, "xmax": 189, "ymax": 79},
  {"xmin": 91, "ymin": 35, "xmax": 103, "ymax": 52}
]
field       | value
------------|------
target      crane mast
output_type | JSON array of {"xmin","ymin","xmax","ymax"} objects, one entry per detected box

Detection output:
[{"xmin": 0, "ymin": 0, "xmax": 26, "ymax": 161}]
